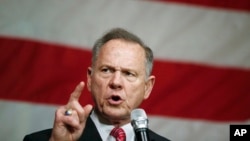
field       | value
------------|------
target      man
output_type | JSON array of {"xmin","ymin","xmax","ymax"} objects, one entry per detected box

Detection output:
[{"xmin": 24, "ymin": 28, "xmax": 170, "ymax": 141}]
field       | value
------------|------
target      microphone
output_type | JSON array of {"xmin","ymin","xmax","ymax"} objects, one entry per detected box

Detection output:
[{"xmin": 131, "ymin": 108, "xmax": 150, "ymax": 141}]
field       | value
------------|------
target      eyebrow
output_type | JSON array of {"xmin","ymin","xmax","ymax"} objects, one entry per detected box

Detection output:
[{"xmin": 100, "ymin": 64, "xmax": 137, "ymax": 72}]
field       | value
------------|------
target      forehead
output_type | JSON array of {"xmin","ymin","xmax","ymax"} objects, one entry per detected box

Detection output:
[{"xmin": 96, "ymin": 39, "xmax": 146, "ymax": 70}]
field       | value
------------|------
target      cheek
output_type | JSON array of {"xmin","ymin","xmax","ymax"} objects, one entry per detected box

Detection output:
[
  {"xmin": 126, "ymin": 87, "xmax": 146, "ymax": 108},
  {"xmin": 90, "ymin": 77, "xmax": 107, "ymax": 102}
]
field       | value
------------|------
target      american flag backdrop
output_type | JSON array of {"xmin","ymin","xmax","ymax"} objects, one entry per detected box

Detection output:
[{"xmin": 0, "ymin": 0, "xmax": 250, "ymax": 140}]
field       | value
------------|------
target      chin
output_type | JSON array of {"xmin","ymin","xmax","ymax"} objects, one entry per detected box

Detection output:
[{"xmin": 103, "ymin": 106, "xmax": 130, "ymax": 119}]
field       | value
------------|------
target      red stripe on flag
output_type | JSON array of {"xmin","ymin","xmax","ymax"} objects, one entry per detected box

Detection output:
[
  {"xmin": 155, "ymin": 0, "xmax": 250, "ymax": 12},
  {"xmin": 143, "ymin": 60, "xmax": 250, "ymax": 121},
  {"xmin": 1, "ymin": 36, "xmax": 250, "ymax": 121},
  {"xmin": 0, "ymin": 36, "xmax": 93, "ymax": 105}
]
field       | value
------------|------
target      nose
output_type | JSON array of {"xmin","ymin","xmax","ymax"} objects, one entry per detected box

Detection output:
[{"xmin": 109, "ymin": 71, "xmax": 122, "ymax": 90}]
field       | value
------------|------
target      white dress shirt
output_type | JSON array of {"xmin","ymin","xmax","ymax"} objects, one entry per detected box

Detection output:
[{"xmin": 90, "ymin": 110, "xmax": 135, "ymax": 141}]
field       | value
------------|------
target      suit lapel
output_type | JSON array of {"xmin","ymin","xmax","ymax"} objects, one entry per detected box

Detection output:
[{"xmin": 78, "ymin": 116, "xmax": 102, "ymax": 141}]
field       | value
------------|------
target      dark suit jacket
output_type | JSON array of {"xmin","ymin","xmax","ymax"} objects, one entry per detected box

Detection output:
[{"xmin": 23, "ymin": 116, "xmax": 170, "ymax": 141}]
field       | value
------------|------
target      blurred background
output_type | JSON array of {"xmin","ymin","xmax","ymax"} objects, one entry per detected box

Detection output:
[{"xmin": 0, "ymin": 0, "xmax": 250, "ymax": 140}]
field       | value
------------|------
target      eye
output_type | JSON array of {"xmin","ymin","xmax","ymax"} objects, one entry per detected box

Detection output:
[
  {"xmin": 123, "ymin": 71, "xmax": 137, "ymax": 82},
  {"xmin": 101, "ymin": 68, "xmax": 110, "ymax": 73},
  {"xmin": 101, "ymin": 67, "xmax": 114, "ymax": 73},
  {"xmin": 123, "ymin": 71, "xmax": 135, "ymax": 77}
]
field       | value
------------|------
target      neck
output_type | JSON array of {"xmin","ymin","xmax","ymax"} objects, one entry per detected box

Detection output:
[{"xmin": 94, "ymin": 109, "xmax": 131, "ymax": 127}]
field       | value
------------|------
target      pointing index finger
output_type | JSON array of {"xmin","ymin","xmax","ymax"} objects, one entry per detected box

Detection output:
[{"xmin": 69, "ymin": 81, "xmax": 85, "ymax": 103}]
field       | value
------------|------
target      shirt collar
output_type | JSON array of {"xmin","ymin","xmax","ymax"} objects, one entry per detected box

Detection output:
[{"xmin": 90, "ymin": 110, "xmax": 135, "ymax": 141}]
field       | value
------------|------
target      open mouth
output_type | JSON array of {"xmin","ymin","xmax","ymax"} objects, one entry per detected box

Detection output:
[
  {"xmin": 111, "ymin": 95, "xmax": 121, "ymax": 101},
  {"xmin": 108, "ymin": 95, "xmax": 123, "ymax": 105}
]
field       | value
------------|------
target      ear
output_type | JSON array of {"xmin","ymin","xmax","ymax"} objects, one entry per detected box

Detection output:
[
  {"xmin": 87, "ymin": 67, "xmax": 92, "ymax": 92},
  {"xmin": 144, "ymin": 75, "xmax": 155, "ymax": 99}
]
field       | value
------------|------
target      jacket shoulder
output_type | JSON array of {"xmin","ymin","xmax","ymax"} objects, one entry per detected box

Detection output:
[
  {"xmin": 23, "ymin": 117, "xmax": 101, "ymax": 141},
  {"xmin": 148, "ymin": 129, "xmax": 171, "ymax": 141},
  {"xmin": 23, "ymin": 129, "xmax": 52, "ymax": 141}
]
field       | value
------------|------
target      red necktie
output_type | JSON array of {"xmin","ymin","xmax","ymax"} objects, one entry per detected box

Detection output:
[{"xmin": 110, "ymin": 127, "xmax": 126, "ymax": 141}]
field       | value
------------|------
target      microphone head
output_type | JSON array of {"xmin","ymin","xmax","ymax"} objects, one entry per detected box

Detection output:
[{"xmin": 131, "ymin": 108, "xmax": 148, "ymax": 130}]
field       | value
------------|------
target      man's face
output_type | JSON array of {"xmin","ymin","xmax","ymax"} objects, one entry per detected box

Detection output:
[{"xmin": 87, "ymin": 39, "xmax": 155, "ymax": 123}]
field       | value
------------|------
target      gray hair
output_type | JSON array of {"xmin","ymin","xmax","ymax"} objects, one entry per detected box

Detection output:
[{"xmin": 92, "ymin": 28, "xmax": 154, "ymax": 77}]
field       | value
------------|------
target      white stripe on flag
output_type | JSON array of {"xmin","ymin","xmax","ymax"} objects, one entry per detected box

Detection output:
[
  {"xmin": 149, "ymin": 116, "xmax": 250, "ymax": 141},
  {"xmin": 0, "ymin": 100, "xmax": 56, "ymax": 141},
  {"xmin": 0, "ymin": 0, "xmax": 249, "ymax": 68}
]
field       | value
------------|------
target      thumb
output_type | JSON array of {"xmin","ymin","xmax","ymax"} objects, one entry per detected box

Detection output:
[
  {"xmin": 79, "ymin": 104, "xmax": 93, "ymax": 123},
  {"xmin": 83, "ymin": 104, "xmax": 93, "ymax": 116}
]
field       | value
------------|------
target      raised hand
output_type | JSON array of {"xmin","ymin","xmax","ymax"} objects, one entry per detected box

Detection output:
[{"xmin": 49, "ymin": 82, "xmax": 93, "ymax": 141}]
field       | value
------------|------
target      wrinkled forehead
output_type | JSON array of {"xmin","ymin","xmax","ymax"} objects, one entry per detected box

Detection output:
[{"xmin": 96, "ymin": 39, "xmax": 147, "ymax": 70}]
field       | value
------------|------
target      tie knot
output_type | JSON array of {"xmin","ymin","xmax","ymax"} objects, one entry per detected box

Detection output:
[{"xmin": 110, "ymin": 127, "xmax": 126, "ymax": 141}]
